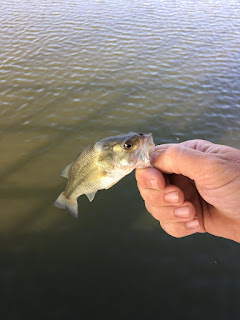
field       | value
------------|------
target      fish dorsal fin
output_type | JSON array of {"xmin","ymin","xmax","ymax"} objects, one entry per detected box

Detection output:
[
  {"xmin": 85, "ymin": 192, "xmax": 96, "ymax": 202},
  {"xmin": 60, "ymin": 162, "xmax": 73, "ymax": 178}
]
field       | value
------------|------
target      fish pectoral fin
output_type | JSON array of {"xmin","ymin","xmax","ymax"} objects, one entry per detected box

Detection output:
[
  {"xmin": 85, "ymin": 192, "xmax": 96, "ymax": 202},
  {"xmin": 60, "ymin": 162, "xmax": 73, "ymax": 178}
]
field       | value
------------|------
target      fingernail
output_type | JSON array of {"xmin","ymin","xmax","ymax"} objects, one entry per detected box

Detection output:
[
  {"xmin": 148, "ymin": 179, "xmax": 159, "ymax": 189},
  {"xmin": 185, "ymin": 218, "xmax": 200, "ymax": 230},
  {"xmin": 174, "ymin": 206, "xmax": 190, "ymax": 218},
  {"xmin": 164, "ymin": 191, "xmax": 179, "ymax": 203}
]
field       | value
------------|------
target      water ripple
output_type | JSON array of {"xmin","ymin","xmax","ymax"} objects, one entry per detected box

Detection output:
[{"xmin": 0, "ymin": 0, "xmax": 240, "ymax": 209}]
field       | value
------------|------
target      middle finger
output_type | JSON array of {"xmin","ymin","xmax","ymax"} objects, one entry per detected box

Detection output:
[{"xmin": 138, "ymin": 184, "xmax": 185, "ymax": 207}]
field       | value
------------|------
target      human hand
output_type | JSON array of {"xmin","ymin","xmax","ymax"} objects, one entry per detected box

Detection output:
[{"xmin": 135, "ymin": 140, "xmax": 240, "ymax": 243}]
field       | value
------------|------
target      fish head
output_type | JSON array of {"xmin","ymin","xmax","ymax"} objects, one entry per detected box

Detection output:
[
  {"xmin": 129, "ymin": 132, "xmax": 155, "ymax": 168},
  {"xmin": 98, "ymin": 132, "xmax": 155, "ymax": 170}
]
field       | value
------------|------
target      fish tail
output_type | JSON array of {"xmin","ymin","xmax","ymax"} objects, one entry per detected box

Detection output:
[{"xmin": 54, "ymin": 192, "xmax": 78, "ymax": 218}]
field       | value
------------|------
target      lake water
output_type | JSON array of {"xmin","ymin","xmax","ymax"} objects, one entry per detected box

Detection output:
[{"xmin": 1, "ymin": 0, "xmax": 240, "ymax": 318}]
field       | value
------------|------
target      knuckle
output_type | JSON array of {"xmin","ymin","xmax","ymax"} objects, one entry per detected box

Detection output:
[
  {"xmin": 166, "ymin": 145, "xmax": 179, "ymax": 159},
  {"xmin": 146, "ymin": 204, "xmax": 174, "ymax": 224},
  {"xmin": 138, "ymin": 184, "xmax": 147, "ymax": 196},
  {"xmin": 147, "ymin": 191, "xmax": 161, "ymax": 205},
  {"xmin": 137, "ymin": 181, "xmax": 144, "ymax": 193},
  {"xmin": 139, "ymin": 187, "xmax": 159, "ymax": 204},
  {"xmin": 145, "ymin": 202, "xmax": 160, "ymax": 222},
  {"xmin": 165, "ymin": 145, "xmax": 181, "ymax": 173},
  {"xmin": 198, "ymin": 155, "xmax": 223, "ymax": 183},
  {"xmin": 145, "ymin": 201, "xmax": 155, "ymax": 215},
  {"xmin": 160, "ymin": 221, "xmax": 184, "ymax": 238}
]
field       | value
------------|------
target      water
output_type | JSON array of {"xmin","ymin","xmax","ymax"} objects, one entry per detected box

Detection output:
[{"xmin": 1, "ymin": 0, "xmax": 240, "ymax": 318}]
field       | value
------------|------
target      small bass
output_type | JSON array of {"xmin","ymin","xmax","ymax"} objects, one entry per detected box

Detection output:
[{"xmin": 54, "ymin": 132, "xmax": 155, "ymax": 218}]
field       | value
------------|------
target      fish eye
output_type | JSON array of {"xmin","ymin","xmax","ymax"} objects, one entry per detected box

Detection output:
[
  {"xmin": 138, "ymin": 133, "xmax": 144, "ymax": 136},
  {"xmin": 123, "ymin": 140, "xmax": 133, "ymax": 149}
]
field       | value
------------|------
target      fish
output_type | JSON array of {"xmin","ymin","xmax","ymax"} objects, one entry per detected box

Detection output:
[{"xmin": 54, "ymin": 132, "xmax": 155, "ymax": 218}]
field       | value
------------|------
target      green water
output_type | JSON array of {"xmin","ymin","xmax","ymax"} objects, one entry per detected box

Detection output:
[{"xmin": 1, "ymin": 0, "xmax": 240, "ymax": 319}]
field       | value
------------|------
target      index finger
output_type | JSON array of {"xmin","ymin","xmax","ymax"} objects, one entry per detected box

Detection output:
[{"xmin": 135, "ymin": 167, "xmax": 166, "ymax": 190}]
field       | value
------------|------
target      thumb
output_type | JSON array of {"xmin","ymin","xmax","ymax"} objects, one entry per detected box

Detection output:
[{"xmin": 151, "ymin": 144, "xmax": 209, "ymax": 181}]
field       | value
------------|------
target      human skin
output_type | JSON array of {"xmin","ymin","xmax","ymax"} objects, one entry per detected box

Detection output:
[{"xmin": 135, "ymin": 140, "xmax": 240, "ymax": 243}]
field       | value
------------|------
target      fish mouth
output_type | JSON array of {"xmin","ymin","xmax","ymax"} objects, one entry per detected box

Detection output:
[{"xmin": 137, "ymin": 133, "xmax": 155, "ymax": 167}]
